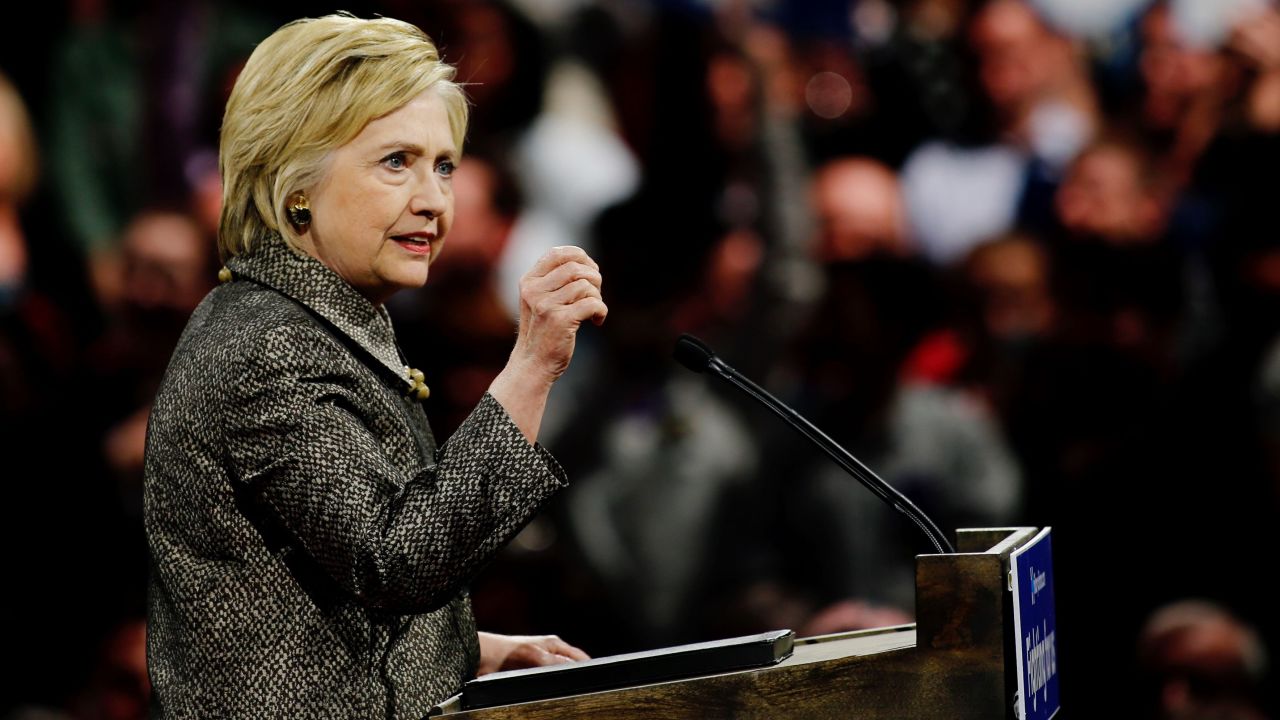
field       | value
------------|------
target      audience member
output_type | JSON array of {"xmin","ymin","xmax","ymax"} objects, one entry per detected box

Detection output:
[
  {"xmin": 1139, "ymin": 600, "xmax": 1270, "ymax": 720},
  {"xmin": 901, "ymin": 0, "xmax": 1098, "ymax": 263}
]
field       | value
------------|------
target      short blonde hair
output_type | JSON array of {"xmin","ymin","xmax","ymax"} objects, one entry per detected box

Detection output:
[{"xmin": 218, "ymin": 14, "xmax": 468, "ymax": 259}]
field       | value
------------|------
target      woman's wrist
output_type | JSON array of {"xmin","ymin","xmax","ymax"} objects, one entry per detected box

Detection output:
[{"xmin": 487, "ymin": 358, "xmax": 555, "ymax": 445}]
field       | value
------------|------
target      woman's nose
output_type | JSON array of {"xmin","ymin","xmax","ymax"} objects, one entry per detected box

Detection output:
[{"xmin": 411, "ymin": 174, "xmax": 449, "ymax": 219}]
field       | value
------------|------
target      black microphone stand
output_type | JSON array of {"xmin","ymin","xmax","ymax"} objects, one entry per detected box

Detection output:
[{"xmin": 675, "ymin": 334, "xmax": 956, "ymax": 555}]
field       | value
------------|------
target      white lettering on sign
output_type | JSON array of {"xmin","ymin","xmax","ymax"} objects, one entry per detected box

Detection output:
[
  {"xmin": 1024, "ymin": 620, "xmax": 1057, "ymax": 711},
  {"xmin": 1030, "ymin": 566, "xmax": 1046, "ymax": 605}
]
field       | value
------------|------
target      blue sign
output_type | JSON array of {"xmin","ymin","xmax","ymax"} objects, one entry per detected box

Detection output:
[{"xmin": 1011, "ymin": 527, "xmax": 1060, "ymax": 720}]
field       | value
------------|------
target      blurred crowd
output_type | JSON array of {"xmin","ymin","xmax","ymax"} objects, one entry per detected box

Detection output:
[{"xmin": 4, "ymin": 0, "xmax": 1280, "ymax": 717}]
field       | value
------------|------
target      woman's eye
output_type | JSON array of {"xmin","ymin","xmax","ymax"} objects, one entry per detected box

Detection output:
[
  {"xmin": 436, "ymin": 159, "xmax": 456, "ymax": 178},
  {"xmin": 382, "ymin": 152, "xmax": 408, "ymax": 170}
]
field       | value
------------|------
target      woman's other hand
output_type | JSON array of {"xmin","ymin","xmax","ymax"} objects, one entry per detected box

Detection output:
[
  {"xmin": 489, "ymin": 246, "xmax": 606, "ymax": 443},
  {"xmin": 476, "ymin": 631, "xmax": 591, "ymax": 676}
]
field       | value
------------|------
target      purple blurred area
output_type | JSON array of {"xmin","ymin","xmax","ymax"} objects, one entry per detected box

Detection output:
[{"xmin": 3, "ymin": 0, "xmax": 1280, "ymax": 717}]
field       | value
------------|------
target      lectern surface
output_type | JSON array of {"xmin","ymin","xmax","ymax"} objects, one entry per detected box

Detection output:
[{"xmin": 459, "ymin": 629, "xmax": 794, "ymax": 711}]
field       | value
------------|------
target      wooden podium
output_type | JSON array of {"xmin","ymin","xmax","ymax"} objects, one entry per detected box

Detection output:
[{"xmin": 431, "ymin": 527, "xmax": 1041, "ymax": 719}]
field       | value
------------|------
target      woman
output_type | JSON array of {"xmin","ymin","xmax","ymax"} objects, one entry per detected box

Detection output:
[{"xmin": 144, "ymin": 14, "xmax": 603, "ymax": 718}]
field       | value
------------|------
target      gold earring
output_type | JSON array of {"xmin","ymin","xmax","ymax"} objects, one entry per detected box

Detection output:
[{"xmin": 287, "ymin": 194, "xmax": 311, "ymax": 228}]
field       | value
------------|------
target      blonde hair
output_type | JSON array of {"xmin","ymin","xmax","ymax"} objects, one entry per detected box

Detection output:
[{"xmin": 218, "ymin": 14, "xmax": 468, "ymax": 259}]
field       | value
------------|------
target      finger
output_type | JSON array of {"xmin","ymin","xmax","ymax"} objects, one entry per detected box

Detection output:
[
  {"xmin": 521, "ymin": 272, "xmax": 598, "ymax": 319},
  {"xmin": 535, "ymin": 278, "xmax": 602, "ymax": 310},
  {"xmin": 525, "ymin": 246, "xmax": 597, "ymax": 280},
  {"xmin": 553, "ymin": 246, "xmax": 599, "ymax": 273},
  {"xmin": 546, "ymin": 639, "xmax": 591, "ymax": 662},
  {"xmin": 530, "ymin": 294, "xmax": 607, "ymax": 325},
  {"xmin": 573, "ymin": 296, "xmax": 608, "ymax": 326},
  {"xmin": 533, "ymin": 636, "xmax": 587, "ymax": 664},
  {"xmin": 542, "ymin": 290, "xmax": 607, "ymax": 325},
  {"xmin": 590, "ymin": 298, "xmax": 608, "ymax": 326},
  {"xmin": 526, "ymin": 261, "xmax": 603, "ymax": 295},
  {"xmin": 540, "ymin": 651, "xmax": 576, "ymax": 667}
]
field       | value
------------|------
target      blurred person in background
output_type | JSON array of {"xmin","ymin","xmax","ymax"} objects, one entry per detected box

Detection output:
[
  {"xmin": 963, "ymin": 234, "xmax": 1055, "ymax": 348},
  {"xmin": 740, "ymin": 155, "xmax": 1020, "ymax": 629},
  {"xmin": 1050, "ymin": 136, "xmax": 1183, "ymax": 369},
  {"xmin": 937, "ymin": 233, "xmax": 1055, "ymax": 429},
  {"xmin": 2, "ymin": 69, "xmax": 125, "ymax": 717},
  {"xmin": 7, "ymin": 618, "xmax": 149, "ymax": 720},
  {"xmin": 87, "ymin": 209, "xmax": 216, "ymax": 516},
  {"xmin": 810, "ymin": 157, "xmax": 911, "ymax": 263},
  {"xmin": 408, "ymin": 0, "xmax": 638, "ymax": 327},
  {"xmin": 586, "ymin": 6, "xmax": 813, "ymax": 378},
  {"xmin": 1130, "ymin": 0, "xmax": 1280, "ymax": 366},
  {"xmin": 0, "ymin": 74, "xmax": 35, "ymax": 306},
  {"xmin": 901, "ymin": 0, "xmax": 1100, "ymax": 264},
  {"xmin": 552, "ymin": 189, "xmax": 762, "ymax": 650},
  {"xmin": 544, "ymin": 5, "xmax": 871, "ymax": 648},
  {"xmin": 144, "ymin": 15, "xmax": 600, "ymax": 716},
  {"xmin": 1146, "ymin": 0, "xmax": 1280, "ymax": 381},
  {"xmin": 389, "ymin": 2, "xmax": 639, "ymax": 456},
  {"xmin": 46, "ymin": 0, "xmax": 269, "ymax": 307},
  {"xmin": 1002, "ymin": 117, "xmax": 1280, "ymax": 713},
  {"xmin": 1138, "ymin": 600, "xmax": 1271, "ymax": 720},
  {"xmin": 69, "ymin": 619, "xmax": 150, "ymax": 720},
  {"xmin": 0, "ymin": 71, "xmax": 56, "ymax": 415},
  {"xmin": 1133, "ymin": 0, "xmax": 1280, "ymax": 187}
]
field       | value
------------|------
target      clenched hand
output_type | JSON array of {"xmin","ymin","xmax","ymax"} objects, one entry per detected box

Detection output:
[{"xmin": 489, "ymin": 246, "xmax": 606, "ymax": 443}]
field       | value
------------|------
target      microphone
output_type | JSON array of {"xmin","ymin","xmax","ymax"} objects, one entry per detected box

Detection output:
[{"xmin": 673, "ymin": 333, "xmax": 956, "ymax": 555}]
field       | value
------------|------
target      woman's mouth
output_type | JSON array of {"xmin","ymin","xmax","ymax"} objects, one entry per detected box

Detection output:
[{"xmin": 392, "ymin": 234, "xmax": 434, "ymax": 254}]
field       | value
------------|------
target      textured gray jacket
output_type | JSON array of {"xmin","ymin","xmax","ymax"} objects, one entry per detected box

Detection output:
[{"xmin": 144, "ymin": 233, "xmax": 566, "ymax": 719}]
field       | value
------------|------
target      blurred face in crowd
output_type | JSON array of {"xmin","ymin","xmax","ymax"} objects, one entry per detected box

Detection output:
[
  {"xmin": 970, "ymin": 0, "xmax": 1059, "ymax": 118},
  {"xmin": 297, "ymin": 89, "xmax": 457, "ymax": 305},
  {"xmin": 121, "ymin": 211, "xmax": 211, "ymax": 314},
  {"xmin": 86, "ymin": 619, "xmax": 150, "ymax": 720},
  {"xmin": 906, "ymin": 0, "xmax": 968, "ymax": 40},
  {"xmin": 0, "ymin": 84, "xmax": 33, "ymax": 289},
  {"xmin": 811, "ymin": 158, "xmax": 908, "ymax": 262},
  {"xmin": 1056, "ymin": 144, "xmax": 1164, "ymax": 244},
  {"xmin": 453, "ymin": 4, "xmax": 514, "ymax": 107},
  {"xmin": 707, "ymin": 50, "xmax": 759, "ymax": 149},
  {"xmin": 966, "ymin": 237, "xmax": 1054, "ymax": 341},
  {"xmin": 1139, "ymin": 602, "xmax": 1265, "ymax": 718},
  {"xmin": 1140, "ymin": 4, "xmax": 1228, "ymax": 131},
  {"xmin": 0, "ymin": 199, "xmax": 23, "ymax": 291}
]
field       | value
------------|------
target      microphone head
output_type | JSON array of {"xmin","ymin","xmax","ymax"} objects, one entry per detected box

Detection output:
[{"xmin": 674, "ymin": 334, "xmax": 716, "ymax": 373}]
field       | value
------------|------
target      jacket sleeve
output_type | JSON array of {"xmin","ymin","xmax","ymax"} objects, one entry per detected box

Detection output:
[{"xmin": 222, "ymin": 322, "xmax": 566, "ymax": 613}]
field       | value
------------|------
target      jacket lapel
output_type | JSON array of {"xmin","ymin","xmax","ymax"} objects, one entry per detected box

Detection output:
[{"xmin": 226, "ymin": 233, "xmax": 413, "ymax": 390}]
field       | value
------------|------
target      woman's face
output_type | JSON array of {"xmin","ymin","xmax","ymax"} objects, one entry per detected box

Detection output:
[{"xmin": 298, "ymin": 89, "xmax": 457, "ymax": 305}]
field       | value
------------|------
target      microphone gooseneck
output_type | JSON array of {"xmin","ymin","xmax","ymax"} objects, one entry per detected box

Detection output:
[{"xmin": 673, "ymin": 333, "xmax": 956, "ymax": 555}]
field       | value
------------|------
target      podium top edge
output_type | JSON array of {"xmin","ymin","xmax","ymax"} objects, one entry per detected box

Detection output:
[{"xmin": 935, "ymin": 527, "xmax": 1041, "ymax": 556}]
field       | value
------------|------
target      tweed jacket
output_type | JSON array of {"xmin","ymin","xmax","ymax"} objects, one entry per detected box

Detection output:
[{"xmin": 144, "ymin": 232, "xmax": 567, "ymax": 719}]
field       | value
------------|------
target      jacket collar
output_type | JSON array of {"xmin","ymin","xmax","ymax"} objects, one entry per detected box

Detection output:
[{"xmin": 226, "ymin": 233, "xmax": 411, "ymax": 388}]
